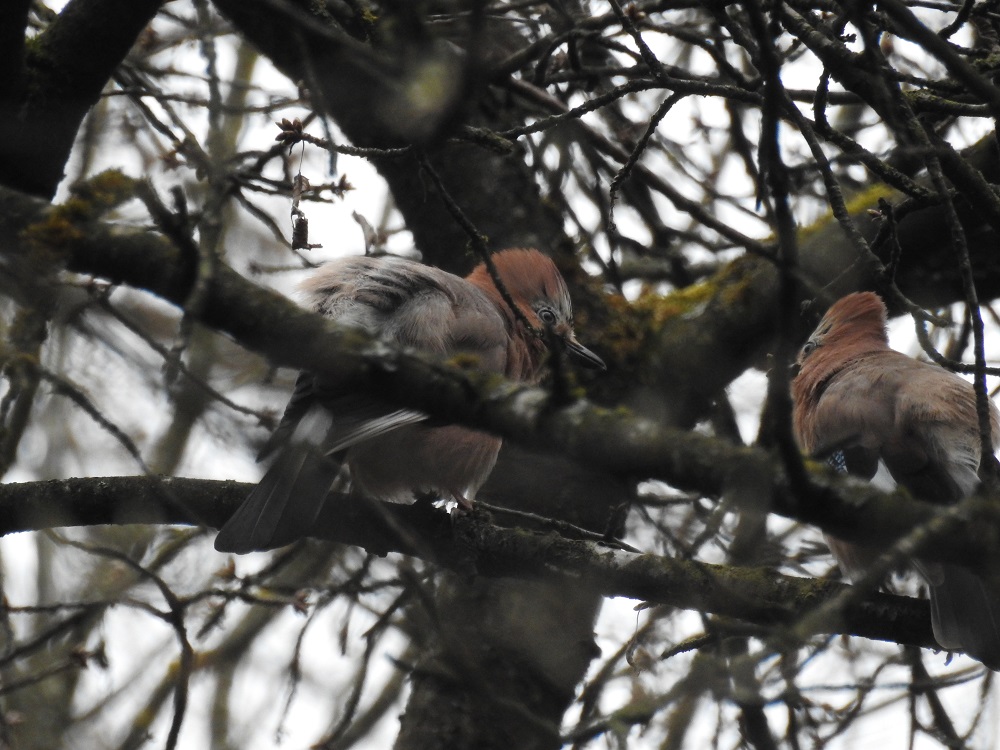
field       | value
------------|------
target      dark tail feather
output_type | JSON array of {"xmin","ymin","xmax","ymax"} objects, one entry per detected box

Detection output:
[
  {"xmin": 929, "ymin": 564, "xmax": 1000, "ymax": 670},
  {"xmin": 214, "ymin": 445, "xmax": 343, "ymax": 553}
]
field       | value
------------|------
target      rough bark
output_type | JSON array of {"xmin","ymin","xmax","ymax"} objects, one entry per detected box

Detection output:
[{"xmin": 0, "ymin": 0, "xmax": 163, "ymax": 198}]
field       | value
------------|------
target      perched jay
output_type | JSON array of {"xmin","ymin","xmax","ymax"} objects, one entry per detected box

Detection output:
[
  {"xmin": 791, "ymin": 291, "xmax": 1000, "ymax": 668},
  {"xmin": 215, "ymin": 248, "xmax": 604, "ymax": 553}
]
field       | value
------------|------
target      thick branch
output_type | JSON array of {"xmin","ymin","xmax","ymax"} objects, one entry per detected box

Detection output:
[
  {"xmin": 0, "ymin": 0, "xmax": 162, "ymax": 197},
  {"xmin": 0, "ymin": 476, "xmax": 936, "ymax": 651},
  {"xmin": 2, "ymin": 183, "xmax": 1000, "ymax": 574},
  {"xmin": 0, "ymin": 0, "xmax": 30, "ymax": 99}
]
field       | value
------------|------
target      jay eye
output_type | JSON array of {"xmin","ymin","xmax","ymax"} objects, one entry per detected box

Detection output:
[
  {"xmin": 538, "ymin": 308, "xmax": 557, "ymax": 325},
  {"xmin": 801, "ymin": 340, "xmax": 818, "ymax": 358}
]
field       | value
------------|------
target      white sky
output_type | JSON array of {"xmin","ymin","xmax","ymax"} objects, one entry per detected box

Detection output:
[{"xmin": 3, "ymin": 4, "xmax": 1000, "ymax": 748}]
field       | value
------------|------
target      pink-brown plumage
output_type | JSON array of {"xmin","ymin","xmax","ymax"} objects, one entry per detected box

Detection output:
[
  {"xmin": 791, "ymin": 292, "xmax": 1000, "ymax": 668},
  {"xmin": 215, "ymin": 248, "xmax": 603, "ymax": 553}
]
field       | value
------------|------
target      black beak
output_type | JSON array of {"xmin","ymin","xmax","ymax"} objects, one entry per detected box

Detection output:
[{"xmin": 566, "ymin": 335, "xmax": 607, "ymax": 371}]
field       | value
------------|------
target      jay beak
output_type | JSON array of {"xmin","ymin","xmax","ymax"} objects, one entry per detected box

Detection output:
[
  {"xmin": 215, "ymin": 248, "xmax": 603, "ymax": 553},
  {"xmin": 791, "ymin": 291, "xmax": 1000, "ymax": 669}
]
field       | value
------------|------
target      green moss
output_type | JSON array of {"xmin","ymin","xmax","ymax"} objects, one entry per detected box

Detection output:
[
  {"xmin": 633, "ymin": 279, "xmax": 715, "ymax": 329},
  {"xmin": 595, "ymin": 293, "xmax": 652, "ymax": 366},
  {"xmin": 20, "ymin": 211, "xmax": 85, "ymax": 256},
  {"xmin": 798, "ymin": 182, "xmax": 897, "ymax": 244},
  {"xmin": 842, "ymin": 183, "xmax": 896, "ymax": 215},
  {"xmin": 69, "ymin": 170, "xmax": 139, "ymax": 216},
  {"xmin": 716, "ymin": 255, "xmax": 766, "ymax": 311},
  {"xmin": 582, "ymin": 277, "xmax": 724, "ymax": 394},
  {"xmin": 20, "ymin": 170, "xmax": 138, "ymax": 258}
]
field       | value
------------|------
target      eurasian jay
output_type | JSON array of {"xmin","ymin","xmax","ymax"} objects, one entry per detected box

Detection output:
[
  {"xmin": 791, "ymin": 291, "xmax": 1000, "ymax": 668},
  {"xmin": 215, "ymin": 248, "xmax": 604, "ymax": 553}
]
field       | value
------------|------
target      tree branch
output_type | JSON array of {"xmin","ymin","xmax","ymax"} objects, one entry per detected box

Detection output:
[
  {"xmin": 2, "ymin": 182, "xmax": 1000, "ymax": 575},
  {"xmin": 0, "ymin": 476, "xmax": 937, "ymax": 652},
  {"xmin": 0, "ymin": 0, "xmax": 162, "ymax": 197}
]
